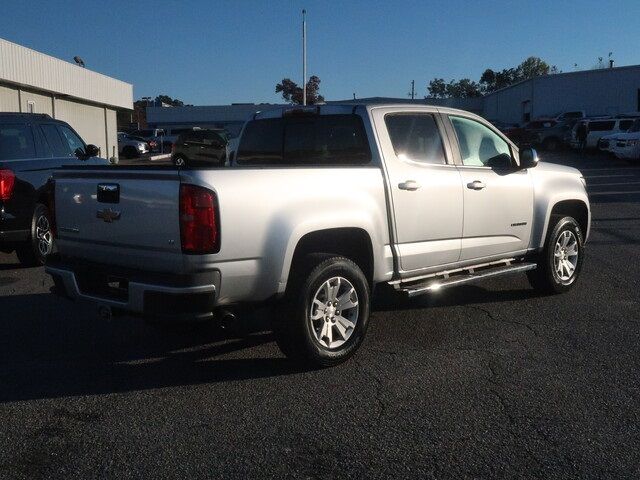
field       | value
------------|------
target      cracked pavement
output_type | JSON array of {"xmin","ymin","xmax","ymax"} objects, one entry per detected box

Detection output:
[{"xmin": 1, "ymin": 151, "xmax": 639, "ymax": 479}]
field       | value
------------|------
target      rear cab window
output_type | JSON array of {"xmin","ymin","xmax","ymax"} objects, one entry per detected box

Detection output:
[{"xmin": 236, "ymin": 114, "xmax": 371, "ymax": 166}]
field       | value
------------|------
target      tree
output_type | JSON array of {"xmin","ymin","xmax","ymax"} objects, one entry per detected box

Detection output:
[
  {"xmin": 436, "ymin": 57, "xmax": 559, "ymax": 97},
  {"xmin": 154, "ymin": 95, "xmax": 185, "ymax": 107},
  {"xmin": 516, "ymin": 56, "xmax": 551, "ymax": 80},
  {"xmin": 427, "ymin": 78, "xmax": 447, "ymax": 98},
  {"xmin": 275, "ymin": 76, "xmax": 325, "ymax": 104},
  {"xmin": 447, "ymin": 78, "xmax": 482, "ymax": 98}
]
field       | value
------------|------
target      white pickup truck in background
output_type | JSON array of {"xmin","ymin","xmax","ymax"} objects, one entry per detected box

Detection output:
[{"xmin": 47, "ymin": 104, "xmax": 590, "ymax": 367}]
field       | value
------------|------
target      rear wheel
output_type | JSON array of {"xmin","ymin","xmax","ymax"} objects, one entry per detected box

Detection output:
[
  {"xmin": 16, "ymin": 203, "xmax": 54, "ymax": 267},
  {"xmin": 273, "ymin": 255, "xmax": 370, "ymax": 367},
  {"xmin": 527, "ymin": 216, "xmax": 584, "ymax": 294},
  {"xmin": 173, "ymin": 155, "xmax": 187, "ymax": 167}
]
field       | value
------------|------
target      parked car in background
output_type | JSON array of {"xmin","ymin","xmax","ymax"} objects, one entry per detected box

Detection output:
[
  {"xmin": 525, "ymin": 119, "xmax": 577, "ymax": 151},
  {"xmin": 488, "ymin": 120, "xmax": 525, "ymax": 145},
  {"xmin": 171, "ymin": 128, "xmax": 228, "ymax": 167},
  {"xmin": 570, "ymin": 118, "xmax": 635, "ymax": 150},
  {"xmin": 611, "ymin": 118, "xmax": 640, "ymax": 161},
  {"xmin": 117, "ymin": 132, "xmax": 150, "ymax": 159},
  {"xmin": 0, "ymin": 113, "xmax": 105, "ymax": 265},
  {"xmin": 47, "ymin": 104, "xmax": 590, "ymax": 367},
  {"xmin": 131, "ymin": 128, "xmax": 167, "ymax": 153},
  {"xmin": 555, "ymin": 111, "xmax": 585, "ymax": 122}
]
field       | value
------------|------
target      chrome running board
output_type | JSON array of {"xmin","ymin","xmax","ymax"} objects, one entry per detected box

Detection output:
[{"xmin": 393, "ymin": 260, "xmax": 536, "ymax": 298}]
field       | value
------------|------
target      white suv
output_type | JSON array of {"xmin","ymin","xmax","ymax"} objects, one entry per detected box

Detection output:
[
  {"xmin": 610, "ymin": 119, "xmax": 640, "ymax": 160},
  {"xmin": 571, "ymin": 118, "xmax": 635, "ymax": 149}
]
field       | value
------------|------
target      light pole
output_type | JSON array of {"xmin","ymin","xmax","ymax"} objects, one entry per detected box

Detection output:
[{"xmin": 302, "ymin": 9, "xmax": 307, "ymax": 105}]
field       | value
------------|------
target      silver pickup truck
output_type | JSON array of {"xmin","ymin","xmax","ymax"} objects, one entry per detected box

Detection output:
[{"xmin": 46, "ymin": 104, "xmax": 590, "ymax": 367}]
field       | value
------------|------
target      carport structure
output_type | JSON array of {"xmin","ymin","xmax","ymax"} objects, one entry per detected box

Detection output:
[{"xmin": 0, "ymin": 37, "xmax": 132, "ymax": 161}]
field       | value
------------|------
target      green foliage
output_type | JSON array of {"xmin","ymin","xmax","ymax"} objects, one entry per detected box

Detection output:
[
  {"xmin": 429, "ymin": 56, "xmax": 560, "ymax": 98},
  {"xmin": 275, "ymin": 76, "xmax": 325, "ymax": 105},
  {"xmin": 154, "ymin": 95, "xmax": 185, "ymax": 107}
]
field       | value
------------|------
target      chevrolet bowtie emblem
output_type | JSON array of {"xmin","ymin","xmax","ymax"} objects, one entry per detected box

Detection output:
[{"xmin": 97, "ymin": 208, "xmax": 121, "ymax": 223}]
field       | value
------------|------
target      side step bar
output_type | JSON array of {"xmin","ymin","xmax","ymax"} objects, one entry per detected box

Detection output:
[{"xmin": 394, "ymin": 261, "xmax": 537, "ymax": 298}]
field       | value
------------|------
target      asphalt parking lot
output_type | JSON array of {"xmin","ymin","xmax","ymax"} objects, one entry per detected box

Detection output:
[{"xmin": 1, "ymin": 150, "xmax": 639, "ymax": 479}]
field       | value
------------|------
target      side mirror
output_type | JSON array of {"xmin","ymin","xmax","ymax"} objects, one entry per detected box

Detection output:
[
  {"xmin": 519, "ymin": 147, "xmax": 539, "ymax": 169},
  {"xmin": 84, "ymin": 144, "xmax": 100, "ymax": 158}
]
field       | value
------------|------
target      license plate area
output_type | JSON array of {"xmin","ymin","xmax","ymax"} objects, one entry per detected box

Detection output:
[{"xmin": 77, "ymin": 271, "xmax": 129, "ymax": 302}]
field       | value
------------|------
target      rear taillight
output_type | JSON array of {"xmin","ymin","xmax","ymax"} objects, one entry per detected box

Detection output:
[
  {"xmin": 171, "ymin": 143, "xmax": 176, "ymax": 153},
  {"xmin": 0, "ymin": 169, "xmax": 16, "ymax": 201},
  {"xmin": 179, "ymin": 184, "xmax": 220, "ymax": 254}
]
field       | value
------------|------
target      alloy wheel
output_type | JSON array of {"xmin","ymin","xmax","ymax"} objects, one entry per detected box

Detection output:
[
  {"xmin": 36, "ymin": 214, "xmax": 53, "ymax": 257},
  {"xmin": 309, "ymin": 276, "xmax": 359, "ymax": 349},
  {"xmin": 553, "ymin": 230, "xmax": 578, "ymax": 281}
]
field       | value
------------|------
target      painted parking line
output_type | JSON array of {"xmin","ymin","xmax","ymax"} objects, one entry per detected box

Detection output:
[
  {"xmin": 588, "ymin": 190, "xmax": 640, "ymax": 196},
  {"xmin": 587, "ymin": 182, "xmax": 640, "ymax": 187},
  {"xmin": 582, "ymin": 174, "xmax": 639, "ymax": 179}
]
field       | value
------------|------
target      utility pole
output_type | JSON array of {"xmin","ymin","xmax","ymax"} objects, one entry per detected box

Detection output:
[
  {"xmin": 302, "ymin": 9, "xmax": 307, "ymax": 105},
  {"xmin": 410, "ymin": 80, "xmax": 415, "ymax": 100}
]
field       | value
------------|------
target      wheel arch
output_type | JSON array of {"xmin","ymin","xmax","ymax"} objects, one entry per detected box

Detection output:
[
  {"xmin": 535, "ymin": 199, "xmax": 590, "ymax": 249},
  {"xmin": 284, "ymin": 227, "xmax": 375, "ymax": 292}
]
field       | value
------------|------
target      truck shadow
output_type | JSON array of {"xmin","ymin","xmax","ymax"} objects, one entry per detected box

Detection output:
[
  {"xmin": 372, "ymin": 283, "xmax": 540, "ymax": 312},
  {"xmin": 0, "ymin": 294, "xmax": 307, "ymax": 403},
  {"xmin": 0, "ymin": 284, "xmax": 543, "ymax": 403}
]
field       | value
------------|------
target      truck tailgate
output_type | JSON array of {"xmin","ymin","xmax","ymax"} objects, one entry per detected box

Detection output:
[{"xmin": 53, "ymin": 169, "xmax": 184, "ymax": 272}]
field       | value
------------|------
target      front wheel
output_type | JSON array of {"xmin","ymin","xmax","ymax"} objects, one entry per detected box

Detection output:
[
  {"xmin": 274, "ymin": 256, "xmax": 371, "ymax": 367},
  {"xmin": 527, "ymin": 216, "xmax": 584, "ymax": 294}
]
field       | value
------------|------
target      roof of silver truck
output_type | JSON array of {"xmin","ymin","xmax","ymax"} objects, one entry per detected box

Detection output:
[{"xmin": 251, "ymin": 103, "xmax": 477, "ymax": 120}]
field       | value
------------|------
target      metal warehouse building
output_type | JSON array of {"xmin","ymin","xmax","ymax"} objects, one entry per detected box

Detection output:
[
  {"xmin": 0, "ymin": 38, "xmax": 133, "ymax": 160},
  {"xmin": 146, "ymin": 103, "xmax": 284, "ymax": 138},
  {"xmin": 484, "ymin": 64, "xmax": 640, "ymax": 124}
]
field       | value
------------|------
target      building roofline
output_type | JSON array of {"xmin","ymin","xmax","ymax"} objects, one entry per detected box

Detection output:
[{"xmin": 483, "ymin": 63, "xmax": 640, "ymax": 97}]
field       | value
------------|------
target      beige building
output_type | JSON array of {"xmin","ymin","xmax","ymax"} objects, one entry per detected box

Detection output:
[{"xmin": 0, "ymin": 37, "xmax": 133, "ymax": 160}]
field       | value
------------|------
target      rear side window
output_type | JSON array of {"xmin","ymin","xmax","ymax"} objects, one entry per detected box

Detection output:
[
  {"xmin": 0, "ymin": 124, "xmax": 36, "ymax": 160},
  {"xmin": 589, "ymin": 121, "xmax": 615, "ymax": 131},
  {"xmin": 237, "ymin": 114, "xmax": 370, "ymax": 166},
  {"xmin": 384, "ymin": 114, "xmax": 446, "ymax": 164},
  {"xmin": 40, "ymin": 124, "xmax": 69, "ymax": 156}
]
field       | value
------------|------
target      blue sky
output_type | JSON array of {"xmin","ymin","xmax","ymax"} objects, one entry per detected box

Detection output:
[{"xmin": 1, "ymin": 0, "xmax": 639, "ymax": 105}]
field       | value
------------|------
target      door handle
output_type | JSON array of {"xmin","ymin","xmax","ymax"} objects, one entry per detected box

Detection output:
[
  {"xmin": 466, "ymin": 180, "xmax": 486, "ymax": 190},
  {"xmin": 398, "ymin": 180, "xmax": 421, "ymax": 191}
]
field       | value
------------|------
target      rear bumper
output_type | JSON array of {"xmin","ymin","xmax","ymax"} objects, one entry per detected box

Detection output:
[{"xmin": 46, "ymin": 255, "xmax": 219, "ymax": 319}]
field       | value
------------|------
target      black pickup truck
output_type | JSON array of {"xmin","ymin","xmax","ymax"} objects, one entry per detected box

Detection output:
[{"xmin": 0, "ymin": 113, "xmax": 106, "ymax": 266}]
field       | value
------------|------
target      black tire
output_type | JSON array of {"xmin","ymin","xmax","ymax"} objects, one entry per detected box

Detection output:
[
  {"xmin": 122, "ymin": 146, "xmax": 138, "ymax": 159},
  {"xmin": 527, "ymin": 215, "xmax": 584, "ymax": 294},
  {"xmin": 273, "ymin": 255, "xmax": 371, "ymax": 367},
  {"xmin": 16, "ymin": 203, "xmax": 54, "ymax": 267},
  {"xmin": 173, "ymin": 154, "xmax": 187, "ymax": 167}
]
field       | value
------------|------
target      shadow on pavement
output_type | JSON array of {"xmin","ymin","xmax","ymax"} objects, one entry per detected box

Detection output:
[
  {"xmin": 0, "ymin": 294, "xmax": 308, "ymax": 403},
  {"xmin": 372, "ymin": 283, "xmax": 540, "ymax": 312}
]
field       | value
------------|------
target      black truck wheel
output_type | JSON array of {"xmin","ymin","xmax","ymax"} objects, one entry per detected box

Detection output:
[
  {"xmin": 16, "ymin": 203, "xmax": 54, "ymax": 267},
  {"xmin": 274, "ymin": 255, "xmax": 371, "ymax": 367},
  {"xmin": 527, "ymin": 215, "xmax": 584, "ymax": 294}
]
